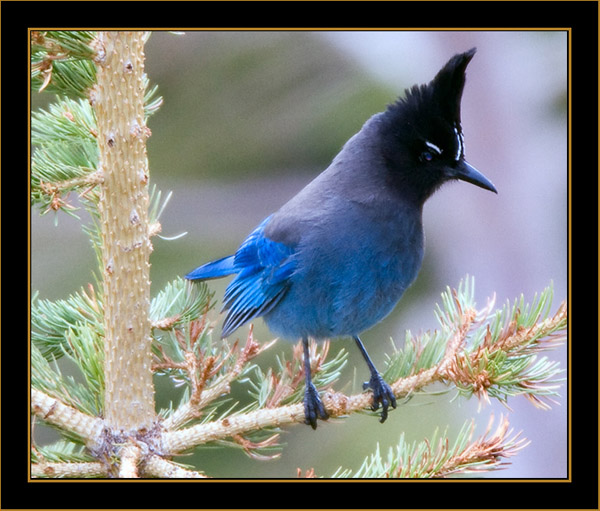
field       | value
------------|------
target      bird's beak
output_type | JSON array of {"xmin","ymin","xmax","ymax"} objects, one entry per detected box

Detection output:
[{"xmin": 454, "ymin": 160, "xmax": 497, "ymax": 194}]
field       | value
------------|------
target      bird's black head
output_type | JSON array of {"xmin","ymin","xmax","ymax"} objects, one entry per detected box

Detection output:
[{"xmin": 380, "ymin": 48, "xmax": 497, "ymax": 203}]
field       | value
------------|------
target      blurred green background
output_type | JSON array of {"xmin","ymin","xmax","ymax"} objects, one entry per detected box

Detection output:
[{"xmin": 31, "ymin": 30, "xmax": 567, "ymax": 478}]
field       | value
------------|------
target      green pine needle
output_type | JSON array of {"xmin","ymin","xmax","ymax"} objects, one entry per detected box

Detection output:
[
  {"xmin": 150, "ymin": 278, "xmax": 213, "ymax": 331},
  {"xmin": 31, "ymin": 29, "xmax": 97, "ymax": 98},
  {"xmin": 32, "ymin": 440, "xmax": 96, "ymax": 464},
  {"xmin": 31, "ymin": 287, "xmax": 103, "ymax": 361}
]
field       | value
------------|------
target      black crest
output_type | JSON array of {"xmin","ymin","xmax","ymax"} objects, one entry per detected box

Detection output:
[
  {"xmin": 427, "ymin": 47, "xmax": 477, "ymax": 126},
  {"xmin": 388, "ymin": 48, "xmax": 477, "ymax": 131}
]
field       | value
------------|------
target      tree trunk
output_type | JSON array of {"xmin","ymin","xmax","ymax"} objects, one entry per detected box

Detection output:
[{"xmin": 94, "ymin": 31, "xmax": 155, "ymax": 432}]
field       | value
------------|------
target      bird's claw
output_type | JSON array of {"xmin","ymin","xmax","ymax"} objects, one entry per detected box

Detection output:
[
  {"xmin": 303, "ymin": 382, "xmax": 329, "ymax": 429},
  {"xmin": 363, "ymin": 373, "xmax": 397, "ymax": 423}
]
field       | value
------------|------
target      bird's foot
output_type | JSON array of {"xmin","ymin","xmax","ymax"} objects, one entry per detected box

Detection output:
[
  {"xmin": 363, "ymin": 372, "xmax": 397, "ymax": 423},
  {"xmin": 303, "ymin": 382, "xmax": 329, "ymax": 429}
]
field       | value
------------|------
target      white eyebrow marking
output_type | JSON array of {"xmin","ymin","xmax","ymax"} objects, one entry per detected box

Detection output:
[
  {"xmin": 454, "ymin": 126, "xmax": 464, "ymax": 161},
  {"xmin": 425, "ymin": 141, "xmax": 443, "ymax": 155}
]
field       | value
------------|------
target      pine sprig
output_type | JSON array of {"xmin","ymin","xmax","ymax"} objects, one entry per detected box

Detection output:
[
  {"xmin": 150, "ymin": 278, "xmax": 213, "ymax": 330},
  {"xmin": 31, "ymin": 97, "xmax": 98, "ymax": 145},
  {"xmin": 31, "ymin": 308, "xmax": 106, "ymax": 421},
  {"xmin": 381, "ymin": 278, "xmax": 566, "ymax": 411},
  {"xmin": 31, "ymin": 31, "xmax": 97, "ymax": 61},
  {"xmin": 30, "ymin": 96, "xmax": 100, "ymax": 216},
  {"xmin": 31, "ymin": 285, "xmax": 103, "ymax": 360},
  {"xmin": 32, "ymin": 339, "xmax": 101, "ymax": 421},
  {"xmin": 155, "ymin": 324, "xmax": 285, "ymax": 461},
  {"xmin": 332, "ymin": 414, "xmax": 528, "ymax": 478},
  {"xmin": 154, "ymin": 319, "xmax": 272, "ymax": 429},
  {"xmin": 32, "ymin": 440, "xmax": 96, "ymax": 465},
  {"xmin": 31, "ymin": 31, "xmax": 97, "ymax": 97},
  {"xmin": 246, "ymin": 340, "xmax": 348, "ymax": 411},
  {"xmin": 444, "ymin": 284, "xmax": 567, "ymax": 409}
]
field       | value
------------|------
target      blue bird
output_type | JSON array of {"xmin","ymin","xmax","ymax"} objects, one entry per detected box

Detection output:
[{"xmin": 186, "ymin": 48, "xmax": 497, "ymax": 429}]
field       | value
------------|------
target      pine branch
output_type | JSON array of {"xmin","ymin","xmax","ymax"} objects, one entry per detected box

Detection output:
[
  {"xmin": 31, "ymin": 461, "xmax": 108, "ymax": 479},
  {"xmin": 160, "ymin": 279, "xmax": 566, "ymax": 457},
  {"xmin": 31, "ymin": 388, "xmax": 104, "ymax": 446}
]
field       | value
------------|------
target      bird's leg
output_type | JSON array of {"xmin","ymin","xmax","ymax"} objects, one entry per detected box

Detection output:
[
  {"xmin": 353, "ymin": 335, "xmax": 397, "ymax": 423},
  {"xmin": 302, "ymin": 337, "xmax": 329, "ymax": 429}
]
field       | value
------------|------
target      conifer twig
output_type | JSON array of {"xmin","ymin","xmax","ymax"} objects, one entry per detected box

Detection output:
[
  {"xmin": 434, "ymin": 414, "xmax": 529, "ymax": 477},
  {"xmin": 332, "ymin": 414, "xmax": 529, "ymax": 478},
  {"xmin": 39, "ymin": 170, "xmax": 104, "ymax": 196},
  {"xmin": 161, "ymin": 324, "xmax": 274, "ymax": 430}
]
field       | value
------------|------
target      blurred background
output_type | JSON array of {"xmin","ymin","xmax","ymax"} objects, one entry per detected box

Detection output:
[{"xmin": 31, "ymin": 30, "xmax": 567, "ymax": 478}]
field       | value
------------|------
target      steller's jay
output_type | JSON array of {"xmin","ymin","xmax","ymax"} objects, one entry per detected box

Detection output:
[{"xmin": 186, "ymin": 48, "xmax": 497, "ymax": 429}]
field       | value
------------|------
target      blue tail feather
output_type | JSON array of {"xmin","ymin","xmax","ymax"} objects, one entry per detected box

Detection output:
[{"xmin": 186, "ymin": 255, "xmax": 236, "ymax": 281}]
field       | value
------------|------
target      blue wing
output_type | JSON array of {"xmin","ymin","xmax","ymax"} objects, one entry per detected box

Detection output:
[
  {"xmin": 221, "ymin": 216, "xmax": 296, "ymax": 338},
  {"xmin": 186, "ymin": 216, "xmax": 296, "ymax": 338}
]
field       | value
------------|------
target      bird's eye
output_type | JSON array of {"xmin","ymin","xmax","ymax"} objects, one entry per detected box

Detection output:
[
  {"xmin": 421, "ymin": 141, "xmax": 442, "ymax": 163},
  {"xmin": 420, "ymin": 151, "xmax": 434, "ymax": 162}
]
